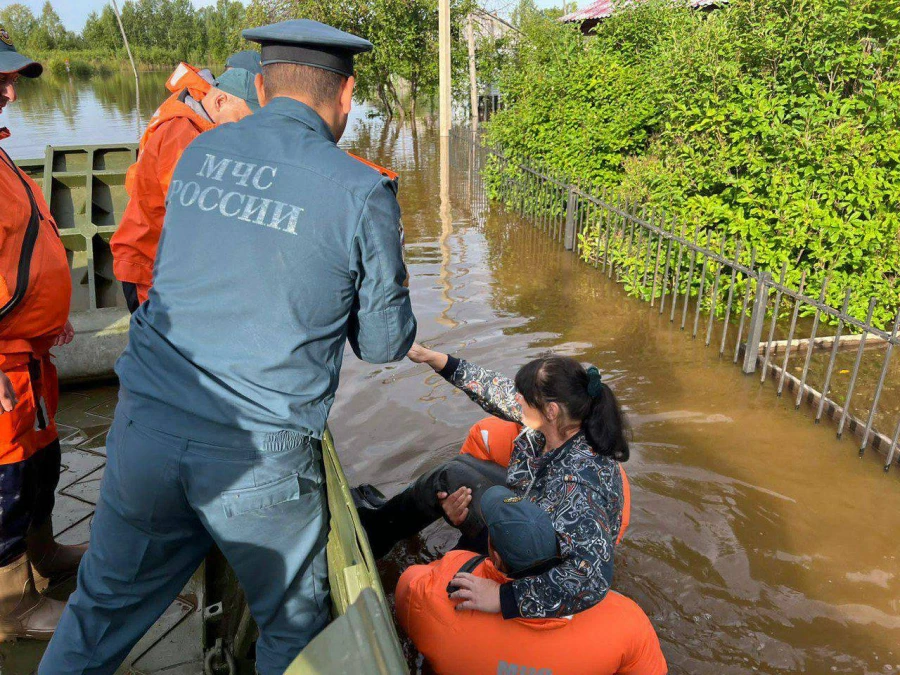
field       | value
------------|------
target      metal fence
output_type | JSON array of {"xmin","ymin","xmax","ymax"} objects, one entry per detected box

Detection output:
[{"xmin": 449, "ymin": 128, "xmax": 900, "ymax": 471}]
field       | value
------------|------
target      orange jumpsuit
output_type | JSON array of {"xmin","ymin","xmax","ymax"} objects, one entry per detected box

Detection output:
[
  {"xmin": 0, "ymin": 130, "xmax": 71, "ymax": 464},
  {"xmin": 396, "ymin": 550, "xmax": 668, "ymax": 675},
  {"xmin": 110, "ymin": 93, "xmax": 215, "ymax": 305},
  {"xmin": 458, "ymin": 417, "xmax": 632, "ymax": 543}
]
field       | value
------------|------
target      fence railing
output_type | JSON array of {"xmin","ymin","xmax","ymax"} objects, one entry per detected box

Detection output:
[{"xmin": 449, "ymin": 128, "xmax": 900, "ymax": 471}]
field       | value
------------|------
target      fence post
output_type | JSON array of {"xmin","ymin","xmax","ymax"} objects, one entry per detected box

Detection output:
[
  {"xmin": 564, "ymin": 188, "xmax": 577, "ymax": 251},
  {"xmin": 742, "ymin": 272, "xmax": 770, "ymax": 374}
]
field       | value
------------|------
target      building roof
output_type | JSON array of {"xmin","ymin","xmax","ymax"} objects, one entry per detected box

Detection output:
[{"xmin": 560, "ymin": 0, "xmax": 721, "ymax": 23}]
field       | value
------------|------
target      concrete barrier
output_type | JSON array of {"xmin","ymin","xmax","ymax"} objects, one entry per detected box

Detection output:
[{"xmin": 56, "ymin": 308, "xmax": 130, "ymax": 384}]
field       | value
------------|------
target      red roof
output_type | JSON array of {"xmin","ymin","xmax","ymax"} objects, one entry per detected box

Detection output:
[{"xmin": 561, "ymin": 0, "xmax": 721, "ymax": 23}]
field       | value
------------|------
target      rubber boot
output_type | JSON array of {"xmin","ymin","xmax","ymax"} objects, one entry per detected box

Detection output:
[
  {"xmin": 0, "ymin": 553, "xmax": 66, "ymax": 641},
  {"xmin": 26, "ymin": 519, "xmax": 87, "ymax": 592}
]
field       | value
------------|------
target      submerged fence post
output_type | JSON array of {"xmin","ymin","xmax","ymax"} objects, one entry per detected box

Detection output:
[
  {"xmin": 564, "ymin": 188, "xmax": 577, "ymax": 251},
  {"xmin": 742, "ymin": 273, "xmax": 770, "ymax": 374}
]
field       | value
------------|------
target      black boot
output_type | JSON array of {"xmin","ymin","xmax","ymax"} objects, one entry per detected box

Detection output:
[
  {"xmin": 353, "ymin": 455, "xmax": 508, "ymax": 559},
  {"xmin": 353, "ymin": 483, "xmax": 442, "ymax": 559}
]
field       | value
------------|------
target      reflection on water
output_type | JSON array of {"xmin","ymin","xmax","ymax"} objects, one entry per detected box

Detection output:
[
  {"xmin": 4, "ymin": 79, "xmax": 899, "ymax": 674},
  {"xmin": 2, "ymin": 72, "xmax": 171, "ymax": 159},
  {"xmin": 336, "ymin": 115, "xmax": 900, "ymax": 675}
]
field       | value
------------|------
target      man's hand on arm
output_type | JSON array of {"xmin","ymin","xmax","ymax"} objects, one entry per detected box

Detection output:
[
  {"xmin": 0, "ymin": 370, "xmax": 17, "ymax": 413},
  {"xmin": 437, "ymin": 486, "xmax": 472, "ymax": 527}
]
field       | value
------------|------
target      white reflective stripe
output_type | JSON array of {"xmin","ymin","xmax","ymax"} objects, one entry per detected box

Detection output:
[
  {"xmin": 481, "ymin": 429, "xmax": 490, "ymax": 456},
  {"xmin": 167, "ymin": 63, "xmax": 190, "ymax": 89}
]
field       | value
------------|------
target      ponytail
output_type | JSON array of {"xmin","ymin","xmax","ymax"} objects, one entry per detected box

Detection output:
[
  {"xmin": 515, "ymin": 356, "xmax": 629, "ymax": 462},
  {"xmin": 583, "ymin": 382, "xmax": 629, "ymax": 462}
]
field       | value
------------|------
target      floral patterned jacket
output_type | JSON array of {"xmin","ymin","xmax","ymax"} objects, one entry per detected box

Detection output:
[{"xmin": 440, "ymin": 356, "xmax": 625, "ymax": 620}]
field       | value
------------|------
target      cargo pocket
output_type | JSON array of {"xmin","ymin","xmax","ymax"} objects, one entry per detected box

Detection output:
[{"xmin": 221, "ymin": 473, "xmax": 306, "ymax": 519}]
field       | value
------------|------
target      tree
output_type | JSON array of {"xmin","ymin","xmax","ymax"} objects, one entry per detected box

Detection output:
[
  {"xmin": 0, "ymin": 4, "xmax": 37, "ymax": 48},
  {"xmin": 28, "ymin": 1, "xmax": 76, "ymax": 50},
  {"xmin": 244, "ymin": 0, "xmax": 473, "ymax": 120},
  {"xmin": 81, "ymin": 8, "xmax": 121, "ymax": 52},
  {"xmin": 201, "ymin": 0, "xmax": 247, "ymax": 63}
]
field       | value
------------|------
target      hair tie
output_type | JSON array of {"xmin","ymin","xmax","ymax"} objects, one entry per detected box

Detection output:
[{"xmin": 586, "ymin": 366, "xmax": 603, "ymax": 398}]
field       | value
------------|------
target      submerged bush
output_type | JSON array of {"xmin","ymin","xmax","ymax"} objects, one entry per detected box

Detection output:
[{"xmin": 484, "ymin": 0, "xmax": 900, "ymax": 327}]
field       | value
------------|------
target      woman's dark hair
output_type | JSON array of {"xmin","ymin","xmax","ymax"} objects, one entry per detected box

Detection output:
[{"xmin": 514, "ymin": 355, "xmax": 629, "ymax": 462}]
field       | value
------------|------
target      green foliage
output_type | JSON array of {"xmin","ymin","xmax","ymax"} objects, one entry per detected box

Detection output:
[
  {"xmin": 484, "ymin": 0, "xmax": 900, "ymax": 327},
  {"xmin": 44, "ymin": 55, "xmax": 101, "ymax": 79},
  {"xmin": 6, "ymin": 0, "xmax": 246, "ymax": 72},
  {"xmin": 246, "ymin": 0, "xmax": 474, "ymax": 120},
  {"xmin": 0, "ymin": 3, "xmax": 38, "ymax": 47}
]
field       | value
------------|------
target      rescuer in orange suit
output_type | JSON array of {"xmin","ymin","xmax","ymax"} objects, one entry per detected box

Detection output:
[
  {"xmin": 110, "ymin": 61, "xmax": 261, "ymax": 312},
  {"xmin": 0, "ymin": 26, "xmax": 81, "ymax": 641},
  {"xmin": 396, "ymin": 485, "xmax": 667, "ymax": 675}
]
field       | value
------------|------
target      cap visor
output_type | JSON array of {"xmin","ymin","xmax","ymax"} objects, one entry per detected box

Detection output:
[{"xmin": 0, "ymin": 52, "xmax": 42, "ymax": 78}]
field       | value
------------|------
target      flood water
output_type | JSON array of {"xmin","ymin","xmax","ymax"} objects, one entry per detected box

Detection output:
[{"xmin": 4, "ymin": 74, "xmax": 900, "ymax": 675}]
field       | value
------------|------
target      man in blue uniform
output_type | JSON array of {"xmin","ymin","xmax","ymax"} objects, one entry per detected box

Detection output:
[{"xmin": 40, "ymin": 20, "xmax": 416, "ymax": 675}]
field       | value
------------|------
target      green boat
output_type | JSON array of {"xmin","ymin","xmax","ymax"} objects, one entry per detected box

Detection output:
[{"xmin": 12, "ymin": 145, "xmax": 409, "ymax": 675}]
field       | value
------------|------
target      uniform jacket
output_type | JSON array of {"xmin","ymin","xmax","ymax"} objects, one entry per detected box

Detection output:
[
  {"xmin": 396, "ymin": 550, "xmax": 668, "ymax": 675},
  {"xmin": 441, "ymin": 358, "xmax": 625, "ymax": 619},
  {"xmin": 0, "ymin": 134, "xmax": 70, "ymax": 462},
  {"xmin": 110, "ymin": 90, "xmax": 215, "ymax": 302},
  {"xmin": 116, "ymin": 97, "xmax": 416, "ymax": 439}
]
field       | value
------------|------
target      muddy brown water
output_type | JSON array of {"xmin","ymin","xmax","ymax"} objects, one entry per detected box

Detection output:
[
  {"xmin": 4, "ymin": 82, "xmax": 900, "ymax": 673},
  {"xmin": 337, "ymin": 120, "xmax": 900, "ymax": 675}
]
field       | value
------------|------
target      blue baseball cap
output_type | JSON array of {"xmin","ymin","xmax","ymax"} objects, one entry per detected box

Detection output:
[
  {"xmin": 0, "ymin": 24, "xmax": 41, "ymax": 77},
  {"xmin": 225, "ymin": 50, "xmax": 261, "ymax": 74},
  {"xmin": 215, "ymin": 67, "xmax": 260, "ymax": 111},
  {"xmin": 481, "ymin": 486, "xmax": 559, "ymax": 576}
]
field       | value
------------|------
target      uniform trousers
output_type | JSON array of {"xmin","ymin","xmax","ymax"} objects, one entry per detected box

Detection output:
[{"xmin": 39, "ymin": 410, "xmax": 330, "ymax": 675}]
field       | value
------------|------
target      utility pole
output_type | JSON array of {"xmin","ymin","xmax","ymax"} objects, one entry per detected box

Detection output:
[
  {"xmin": 467, "ymin": 14, "xmax": 478, "ymax": 133},
  {"xmin": 110, "ymin": 0, "xmax": 140, "ymax": 138},
  {"xmin": 438, "ymin": 0, "xmax": 452, "ymax": 137}
]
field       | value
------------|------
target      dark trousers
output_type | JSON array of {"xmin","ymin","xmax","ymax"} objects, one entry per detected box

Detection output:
[
  {"xmin": 39, "ymin": 413, "xmax": 329, "ymax": 675},
  {"xmin": 121, "ymin": 281, "xmax": 140, "ymax": 314},
  {"xmin": 0, "ymin": 439, "xmax": 61, "ymax": 566},
  {"xmin": 357, "ymin": 454, "xmax": 507, "ymax": 558}
]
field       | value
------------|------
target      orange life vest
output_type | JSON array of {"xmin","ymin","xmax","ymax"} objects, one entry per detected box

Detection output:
[
  {"xmin": 459, "ymin": 417, "xmax": 632, "ymax": 544},
  {"xmin": 124, "ymin": 63, "xmax": 216, "ymax": 196},
  {"xmin": 112, "ymin": 64, "xmax": 217, "ymax": 299},
  {"xmin": 396, "ymin": 550, "xmax": 669, "ymax": 675},
  {"xmin": 0, "ymin": 130, "xmax": 70, "ymax": 463}
]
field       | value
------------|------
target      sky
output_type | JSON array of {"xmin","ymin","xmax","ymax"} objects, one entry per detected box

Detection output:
[
  {"xmin": 15, "ymin": 0, "xmax": 567, "ymax": 32},
  {"xmin": 17, "ymin": 0, "xmax": 220, "ymax": 32}
]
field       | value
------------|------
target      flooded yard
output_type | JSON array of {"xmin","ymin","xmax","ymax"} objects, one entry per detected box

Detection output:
[{"xmin": 2, "ymin": 75, "xmax": 899, "ymax": 674}]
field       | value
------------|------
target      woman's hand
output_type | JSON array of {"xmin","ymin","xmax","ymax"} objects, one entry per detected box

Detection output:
[
  {"xmin": 54, "ymin": 320, "xmax": 75, "ymax": 346},
  {"xmin": 437, "ymin": 486, "xmax": 472, "ymax": 527},
  {"xmin": 0, "ymin": 370, "xmax": 17, "ymax": 414},
  {"xmin": 450, "ymin": 573, "xmax": 501, "ymax": 613},
  {"xmin": 407, "ymin": 342, "xmax": 449, "ymax": 372}
]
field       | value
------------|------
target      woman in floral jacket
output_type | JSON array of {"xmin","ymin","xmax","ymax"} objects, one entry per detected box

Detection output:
[{"xmin": 402, "ymin": 343, "xmax": 630, "ymax": 620}]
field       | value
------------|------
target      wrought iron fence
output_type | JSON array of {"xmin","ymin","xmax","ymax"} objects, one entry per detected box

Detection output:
[{"xmin": 449, "ymin": 128, "xmax": 900, "ymax": 471}]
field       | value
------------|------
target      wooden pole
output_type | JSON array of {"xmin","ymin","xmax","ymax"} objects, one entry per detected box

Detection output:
[
  {"xmin": 467, "ymin": 14, "xmax": 478, "ymax": 133},
  {"xmin": 110, "ymin": 0, "xmax": 140, "ymax": 138},
  {"xmin": 439, "ymin": 0, "xmax": 451, "ymax": 137}
]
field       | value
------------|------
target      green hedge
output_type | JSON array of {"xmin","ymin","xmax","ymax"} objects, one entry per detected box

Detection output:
[{"xmin": 484, "ymin": 0, "xmax": 900, "ymax": 328}]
